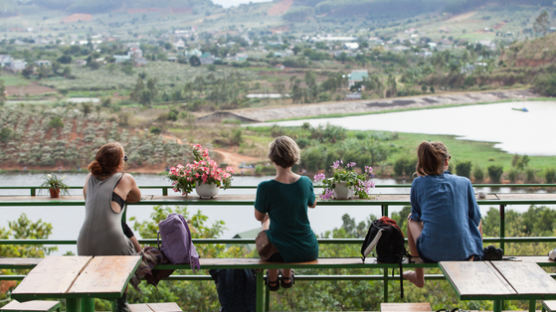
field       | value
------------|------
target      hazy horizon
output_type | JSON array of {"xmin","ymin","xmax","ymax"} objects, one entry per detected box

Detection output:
[{"xmin": 211, "ymin": 0, "xmax": 272, "ymax": 8}]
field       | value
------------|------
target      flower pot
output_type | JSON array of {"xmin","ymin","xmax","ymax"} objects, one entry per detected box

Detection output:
[
  {"xmin": 49, "ymin": 188, "xmax": 60, "ymax": 198},
  {"xmin": 333, "ymin": 182, "xmax": 353, "ymax": 200},
  {"xmin": 195, "ymin": 182, "xmax": 218, "ymax": 199}
]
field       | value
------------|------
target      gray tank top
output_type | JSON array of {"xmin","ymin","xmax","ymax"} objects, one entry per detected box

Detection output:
[{"xmin": 77, "ymin": 173, "xmax": 135, "ymax": 256}]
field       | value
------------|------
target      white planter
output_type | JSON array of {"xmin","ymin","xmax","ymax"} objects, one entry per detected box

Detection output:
[
  {"xmin": 195, "ymin": 182, "xmax": 219, "ymax": 199},
  {"xmin": 333, "ymin": 182, "xmax": 353, "ymax": 200}
]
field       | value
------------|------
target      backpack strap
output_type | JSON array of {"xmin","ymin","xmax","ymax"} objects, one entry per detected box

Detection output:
[{"xmin": 177, "ymin": 214, "xmax": 200, "ymax": 271}]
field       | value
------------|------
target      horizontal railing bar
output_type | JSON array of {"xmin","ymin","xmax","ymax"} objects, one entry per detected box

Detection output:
[
  {"xmin": 1, "ymin": 184, "xmax": 555, "ymax": 190},
  {"xmin": 2, "ymin": 273, "xmax": 554, "ymax": 282},
  {"xmin": 3, "ymin": 199, "xmax": 556, "ymax": 206},
  {"xmin": 1, "ymin": 237, "xmax": 555, "ymax": 245}
]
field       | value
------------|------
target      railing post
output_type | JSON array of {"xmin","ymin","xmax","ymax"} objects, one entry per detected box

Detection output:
[
  {"xmin": 499, "ymin": 204, "xmax": 506, "ymax": 252},
  {"xmin": 256, "ymin": 269, "xmax": 264, "ymax": 312},
  {"xmin": 162, "ymin": 187, "xmax": 168, "ymax": 196},
  {"xmin": 383, "ymin": 268, "xmax": 389, "ymax": 302},
  {"xmin": 30, "ymin": 188, "xmax": 35, "ymax": 196},
  {"xmin": 265, "ymin": 283, "xmax": 270, "ymax": 312},
  {"xmin": 381, "ymin": 204, "xmax": 389, "ymax": 217}
]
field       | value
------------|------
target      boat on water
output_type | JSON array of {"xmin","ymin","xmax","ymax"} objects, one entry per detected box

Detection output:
[{"xmin": 512, "ymin": 107, "xmax": 528, "ymax": 112}]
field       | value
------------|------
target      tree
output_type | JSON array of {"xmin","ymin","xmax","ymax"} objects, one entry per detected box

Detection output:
[
  {"xmin": 48, "ymin": 116, "xmax": 64, "ymax": 129},
  {"xmin": 0, "ymin": 80, "xmax": 5, "ymax": 105},
  {"xmin": 189, "ymin": 55, "xmax": 201, "ymax": 67},
  {"xmin": 533, "ymin": 10, "xmax": 550, "ymax": 37}
]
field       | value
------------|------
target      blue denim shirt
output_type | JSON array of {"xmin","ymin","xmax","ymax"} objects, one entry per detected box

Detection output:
[{"xmin": 410, "ymin": 172, "xmax": 483, "ymax": 261}]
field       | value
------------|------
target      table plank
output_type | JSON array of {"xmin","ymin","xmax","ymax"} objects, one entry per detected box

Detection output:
[
  {"xmin": 439, "ymin": 261, "xmax": 515, "ymax": 299},
  {"xmin": 1, "ymin": 300, "xmax": 61, "ymax": 312},
  {"xmin": 491, "ymin": 261, "xmax": 556, "ymax": 296},
  {"xmin": 11, "ymin": 256, "xmax": 91, "ymax": 298},
  {"xmin": 69, "ymin": 256, "xmax": 141, "ymax": 297},
  {"xmin": 380, "ymin": 302, "xmax": 432, "ymax": 311}
]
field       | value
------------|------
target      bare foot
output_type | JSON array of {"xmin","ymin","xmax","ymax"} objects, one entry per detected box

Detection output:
[{"xmin": 403, "ymin": 270, "xmax": 424, "ymax": 288}]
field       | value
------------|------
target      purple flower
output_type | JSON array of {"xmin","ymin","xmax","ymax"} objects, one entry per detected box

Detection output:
[
  {"xmin": 313, "ymin": 173, "xmax": 326, "ymax": 182},
  {"xmin": 321, "ymin": 189, "xmax": 334, "ymax": 200},
  {"xmin": 347, "ymin": 162, "xmax": 356, "ymax": 168},
  {"xmin": 365, "ymin": 166, "xmax": 373, "ymax": 174},
  {"xmin": 332, "ymin": 160, "xmax": 342, "ymax": 170}
]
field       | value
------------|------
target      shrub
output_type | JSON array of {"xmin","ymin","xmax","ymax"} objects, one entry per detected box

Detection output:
[
  {"xmin": 48, "ymin": 117, "xmax": 64, "ymax": 129},
  {"xmin": 0, "ymin": 127, "xmax": 12, "ymax": 143},
  {"xmin": 533, "ymin": 72, "xmax": 556, "ymax": 96},
  {"xmin": 393, "ymin": 157, "xmax": 416, "ymax": 178},
  {"xmin": 525, "ymin": 169, "xmax": 536, "ymax": 183},
  {"xmin": 149, "ymin": 126, "xmax": 161, "ymax": 135},
  {"xmin": 545, "ymin": 169, "xmax": 556, "ymax": 183},
  {"xmin": 473, "ymin": 166, "xmax": 484, "ymax": 182},
  {"xmin": 487, "ymin": 165, "xmax": 503, "ymax": 183},
  {"xmin": 455, "ymin": 161, "xmax": 472, "ymax": 178},
  {"xmin": 508, "ymin": 169, "xmax": 520, "ymax": 183}
]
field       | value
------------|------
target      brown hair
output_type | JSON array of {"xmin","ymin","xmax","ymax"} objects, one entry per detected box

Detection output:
[
  {"xmin": 88, "ymin": 142, "xmax": 124, "ymax": 177},
  {"xmin": 416, "ymin": 141, "xmax": 450, "ymax": 176},
  {"xmin": 268, "ymin": 136, "xmax": 300, "ymax": 168}
]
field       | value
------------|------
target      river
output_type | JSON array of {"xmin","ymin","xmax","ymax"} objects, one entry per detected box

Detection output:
[{"xmin": 253, "ymin": 101, "xmax": 556, "ymax": 156}]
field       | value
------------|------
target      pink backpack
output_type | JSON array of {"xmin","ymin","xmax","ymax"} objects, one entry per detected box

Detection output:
[{"xmin": 158, "ymin": 213, "xmax": 200, "ymax": 271}]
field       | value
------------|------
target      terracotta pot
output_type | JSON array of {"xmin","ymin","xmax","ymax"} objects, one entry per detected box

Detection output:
[
  {"xmin": 49, "ymin": 188, "xmax": 60, "ymax": 198},
  {"xmin": 195, "ymin": 182, "xmax": 218, "ymax": 199}
]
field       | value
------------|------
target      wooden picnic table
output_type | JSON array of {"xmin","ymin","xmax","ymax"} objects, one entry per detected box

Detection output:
[
  {"xmin": 11, "ymin": 256, "xmax": 141, "ymax": 312},
  {"xmin": 439, "ymin": 260, "xmax": 556, "ymax": 312}
]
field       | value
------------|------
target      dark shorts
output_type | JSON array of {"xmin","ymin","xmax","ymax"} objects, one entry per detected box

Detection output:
[
  {"xmin": 416, "ymin": 239, "xmax": 481, "ymax": 262},
  {"xmin": 267, "ymin": 252, "xmax": 284, "ymax": 262}
]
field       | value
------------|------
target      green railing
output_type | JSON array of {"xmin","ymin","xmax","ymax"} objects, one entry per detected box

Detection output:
[
  {"xmin": 1, "ymin": 185, "xmax": 556, "ymax": 311},
  {"xmin": 1, "ymin": 183, "xmax": 555, "ymax": 196}
]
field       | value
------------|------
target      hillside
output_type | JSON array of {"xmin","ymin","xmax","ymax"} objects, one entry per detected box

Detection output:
[{"xmin": 501, "ymin": 33, "xmax": 556, "ymax": 67}]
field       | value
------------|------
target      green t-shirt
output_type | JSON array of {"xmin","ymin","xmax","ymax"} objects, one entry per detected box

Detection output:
[{"xmin": 255, "ymin": 176, "xmax": 318, "ymax": 262}]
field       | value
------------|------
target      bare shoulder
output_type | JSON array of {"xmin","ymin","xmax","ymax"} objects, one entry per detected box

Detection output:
[{"xmin": 120, "ymin": 173, "xmax": 137, "ymax": 184}]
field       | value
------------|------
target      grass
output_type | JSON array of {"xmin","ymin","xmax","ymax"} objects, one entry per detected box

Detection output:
[
  {"xmin": 388, "ymin": 132, "xmax": 556, "ymax": 173},
  {"xmin": 0, "ymin": 73, "xmax": 30, "ymax": 86}
]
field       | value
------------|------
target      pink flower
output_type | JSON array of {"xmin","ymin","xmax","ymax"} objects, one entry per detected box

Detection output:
[
  {"xmin": 313, "ymin": 173, "xmax": 326, "ymax": 182},
  {"xmin": 347, "ymin": 162, "xmax": 356, "ymax": 168},
  {"xmin": 321, "ymin": 189, "xmax": 334, "ymax": 200},
  {"xmin": 365, "ymin": 166, "xmax": 373, "ymax": 174},
  {"xmin": 332, "ymin": 160, "xmax": 342, "ymax": 170}
]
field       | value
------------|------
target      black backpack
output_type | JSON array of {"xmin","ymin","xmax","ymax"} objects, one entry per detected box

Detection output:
[{"xmin": 361, "ymin": 216, "xmax": 409, "ymax": 298}]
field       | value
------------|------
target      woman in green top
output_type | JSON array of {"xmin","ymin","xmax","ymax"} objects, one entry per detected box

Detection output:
[{"xmin": 255, "ymin": 136, "xmax": 318, "ymax": 291}]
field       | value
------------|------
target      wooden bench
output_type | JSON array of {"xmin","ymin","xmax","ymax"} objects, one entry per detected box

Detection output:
[
  {"xmin": 380, "ymin": 302, "xmax": 432, "ymax": 312},
  {"xmin": 0, "ymin": 300, "xmax": 60, "ymax": 312},
  {"xmin": 128, "ymin": 303, "xmax": 182, "ymax": 312},
  {"xmin": 543, "ymin": 300, "xmax": 556, "ymax": 312}
]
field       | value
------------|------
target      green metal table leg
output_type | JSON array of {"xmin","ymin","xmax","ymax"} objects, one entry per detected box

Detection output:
[
  {"xmin": 81, "ymin": 298, "xmax": 94, "ymax": 312},
  {"xmin": 264, "ymin": 283, "xmax": 270, "ymax": 312},
  {"xmin": 383, "ymin": 268, "xmax": 388, "ymax": 303},
  {"xmin": 529, "ymin": 299, "xmax": 536, "ymax": 312},
  {"xmin": 493, "ymin": 300, "xmax": 501, "ymax": 312},
  {"xmin": 66, "ymin": 298, "xmax": 82, "ymax": 312},
  {"xmin": 256, "ymin": 269, "xmax": 264, "ymax": 312}
]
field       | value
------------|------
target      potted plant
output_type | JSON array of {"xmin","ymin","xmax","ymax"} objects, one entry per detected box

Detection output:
[
  {"xmin": 313, "ymin": 160, "xmax": 375, "ymax": 200},
  {"xmin": 41, "ymin": 174, "xmax": 69, "ymax": 198},
  {"xmin": 168, "ymin": 144, "xmax": 233, "ymax": 199}
]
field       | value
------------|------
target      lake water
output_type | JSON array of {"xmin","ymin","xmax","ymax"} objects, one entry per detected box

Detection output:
[
  {"xmin": 254, "ymin": 101, "xmax": 556, "ymax": 156},
  {"xmin": 1, "ymin": 173, "xmax": 540, "ymax": 255}
]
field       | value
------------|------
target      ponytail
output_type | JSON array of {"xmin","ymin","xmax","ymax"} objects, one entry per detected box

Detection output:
[
  {"xmin": 88, "ymin": 142, "xmax": 124, "ymax": 177},
  {"xmin": 416, "ymin": 141, "xmax": 449, "ymax": 176}
]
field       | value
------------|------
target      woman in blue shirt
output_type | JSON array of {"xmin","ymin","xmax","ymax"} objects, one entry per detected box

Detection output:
[
  {"xmin": 404, "ymin": 141, "xmax": 483, "ymax": 287},
  {"xmin": 254, "ymin": 136, "xmax": 318, "ymax": 291}
]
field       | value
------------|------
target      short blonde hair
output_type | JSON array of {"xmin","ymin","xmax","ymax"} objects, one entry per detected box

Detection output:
[{"xmin": 268, "ymin": 136, "xmax": 300, "ymax": 168}]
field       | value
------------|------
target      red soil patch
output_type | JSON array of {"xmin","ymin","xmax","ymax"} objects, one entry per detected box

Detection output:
[
  {"xmin": 267, "ymin": 0, "xmax": 293, "ymax": 16},
  {"xmin": 493, "ymin": 22, "xmax": 506, "ymax": 30},
  {"xmin": 127, "ymin": 8, "xmax": 161, "ymax": 14},
  {"xmin": 171, "ymin": 7, "xmax": 193, "ymax": 14},
  {"xmin": 62, "ymin": 14, "xmax": 93, "ymax": 23},
  {"xmin": 5, "ymin": 83, "xmax": 57, "ymax": 97}
]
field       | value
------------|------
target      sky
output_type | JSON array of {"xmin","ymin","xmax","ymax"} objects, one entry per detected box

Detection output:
[{"xmin": 211, "ymin": 0, "xmax": 272, "ymax": 8}]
